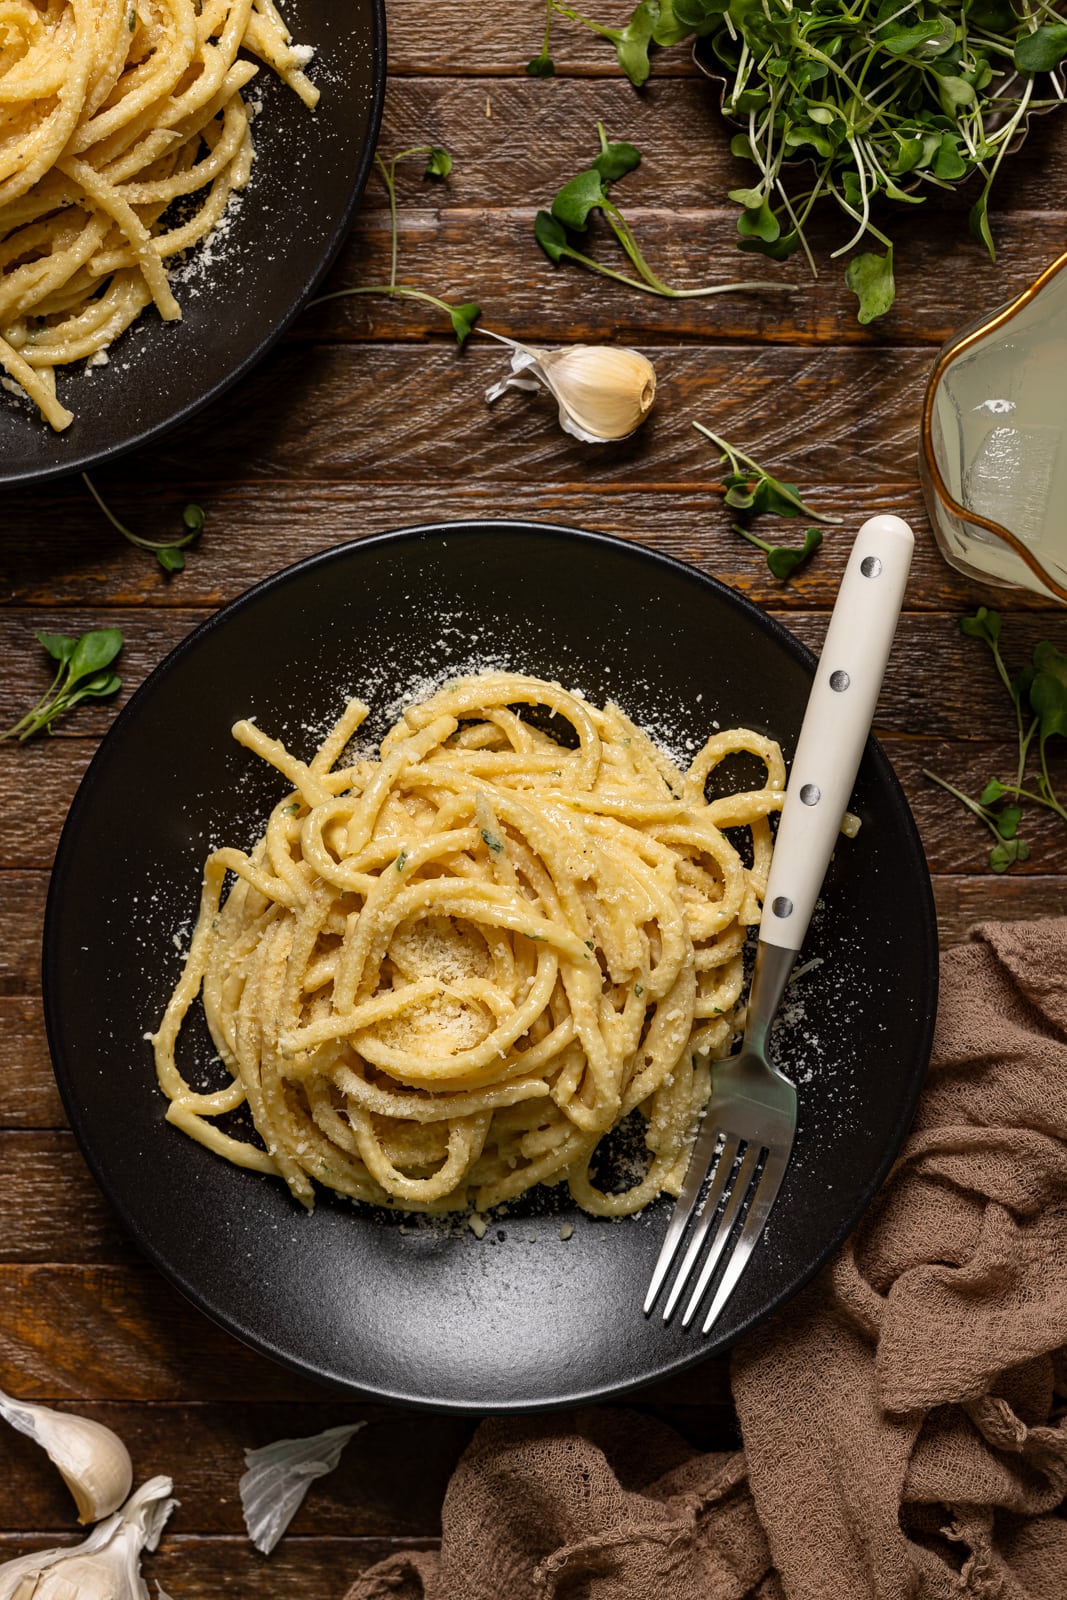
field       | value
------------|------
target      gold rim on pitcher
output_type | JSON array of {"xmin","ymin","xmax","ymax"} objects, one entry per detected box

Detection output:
[{"xmin": 920, "ymin": 249, "xmax": 1067, "ymax": 604}]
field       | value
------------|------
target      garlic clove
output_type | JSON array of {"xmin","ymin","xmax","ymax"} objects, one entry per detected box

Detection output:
[
  {"xmin": 0, "ymin": 1476, "xmax": 175, "ymax": 1600},
  {"xmin": 482, "ymin": 334, "xmax": 656, "ymax": 443},
  {"xmin": 537, "ymin": 345, "xmax": 657, "ymax": 442},
  {"xmin": 0, "ymin": 1386, "xmax": 133, "ymax": 1524},
  {"xmin": 240, "ymin": 1421, "xmax": 365, "ymax": 1555}
]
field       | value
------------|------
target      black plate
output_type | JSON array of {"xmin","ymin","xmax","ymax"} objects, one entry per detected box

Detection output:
[
  {"xmin": 0, "ymin": 0, "xmax": 385, "ymax": 486},
  {"xmin": 43, "ymin": 524, "xmax": 938, "ymax": 1412}
]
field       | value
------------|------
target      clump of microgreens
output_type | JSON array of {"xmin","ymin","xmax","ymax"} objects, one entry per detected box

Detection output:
[
  {"xmin": 526, "ymin": 0, "xmax": 1067, "ymax": 321},
  {"xmin": 536, "ymin": 123, "xmax": 795, "ymax": 300},
  {"xmin": 694, "ymin": 422, "xmax": 841, "ymax": 579},
  {"xmin": 309, "ymin": 146, "xmax": 481, "ymax": 346},
  {"xmin": 83, "ymin": 473, "xmax": 204, "ymax": 573},
  {"xmin": 924, "ymin": 608, "xmax": 1067, "ymax": 872},
  {"xmin": 0, "ymin": 629, "xmax": 123, "ymax": 743}
]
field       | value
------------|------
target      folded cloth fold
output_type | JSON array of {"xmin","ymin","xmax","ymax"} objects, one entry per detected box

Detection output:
[{"xmin": 345, "ymin": 920, "xmax": 1067, "ymax": 1600}]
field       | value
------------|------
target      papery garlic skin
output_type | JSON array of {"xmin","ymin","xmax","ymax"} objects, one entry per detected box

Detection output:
[
  {"xmin": 0, "ymin": 1476, "xmax": 175, "ymax": 1600},
  {"xmin": 484, "ymin": 336, "xmax": 656, "ymax": 442},
  {"xmin": 0, "ymin": 1387, "xmax": 133, "ymax": 1524},
  {"xmin": 240, "ymin": 1421, "xmax": 365, "ymax": 1555}
]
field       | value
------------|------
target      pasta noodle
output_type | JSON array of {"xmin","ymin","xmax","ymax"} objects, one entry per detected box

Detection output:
[
  {"xmin": 153, "ymin": 674, "xmax": 786, "ymax": 1219},
  {"xmin": 0, "ymin": 0, "xmax": 318, "ymax": 430}
]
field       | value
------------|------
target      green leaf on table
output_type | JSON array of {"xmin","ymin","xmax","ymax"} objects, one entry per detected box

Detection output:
[
  {"xmin": 183, "ymin": 504, "xmax": 206, "ymax": 535},
  {"xmin": 448, "ymin": 301, "xmax": 481, "ymax": 346},
  {"xmin": 535, "ymin": 209, "xmax": 569, "ymax": 263},
  {"xmin": 969, "ymin": 191, "xmax": 995, "ymax": 259},
  {"xmin": 735, "ymin": 198, "xmax": 780, "ymax": 243},
  {"xmin": 990, "ymin": 836, "xmax": 1030, "ymax": 872},
  {"xmin": 766, "ymin": 527, "xmax": 823, "ymax": 580},
  {"xmin": 960, "ymin": 607, "xmax": 1001, "ymax": 645},
  {"xmin": 979, "ymin": 778, "xmax": 1008, "ymax": 805},
  {"xmin": 552, "ymin": 168, "xmax": 607, "ymax": 230},
  {"xmin": 1014, "ymin": 23, "xmax": 1067, "ymax": 73},
  {"xmin": 66, "ymin": 671, "xmax": 123, "ymax": 708},
  {"xmin": 156, "ymin": 547, "xmax": 186, "ymax": 573},
  {"xmin": 845, "ymin": 249, "xmax": 895, "ymax": 323},
  {"xmin": 424, "ymin": 147, "xmax": 453, "ymax": 179},
  {"xmin": 592, "ymin": 139, "xmax": 642, "ymax": 184},
  {"xmin": 614, "ymin": 0, "xmax": 659, "ymax": 86},
  {"xmin": 526, "ymin": 52, "xmax": 556, "ymax": 76},
  {"xmin": 995, "ymin": 804, "xmax": 1022, "ymax": 839},
  {"xmin": 34, "ymin": 632, "xmax": 77, "ymax": 664},
  {"xmin": 67, "ymin": 628, "xmax": 124, "ymax": 684},
  {"xmin": 737, "ymin": 230, "xmax": 800, "ymax": 261}
]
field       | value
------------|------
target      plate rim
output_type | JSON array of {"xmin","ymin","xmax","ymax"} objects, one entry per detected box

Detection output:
[
  {"xmin": 42, "ymin": 520, "xmax": 940, "ymax": 1412},
  {"xmin": 0, "ymin": 0, "xmax": 387, "ymax": 490}
]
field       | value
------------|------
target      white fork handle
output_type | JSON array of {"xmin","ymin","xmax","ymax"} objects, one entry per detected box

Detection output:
[{"xmin": 759, "ymin": 514, "xmax": 914, "ymax": 953}]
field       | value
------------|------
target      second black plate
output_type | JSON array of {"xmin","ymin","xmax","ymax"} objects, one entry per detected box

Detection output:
[{"xmin": 0, "ymin": 0, "xmax": 386, "ymax": 486}]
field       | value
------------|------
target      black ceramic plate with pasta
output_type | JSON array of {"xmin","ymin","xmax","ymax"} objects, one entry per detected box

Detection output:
[
  {"xmin": 43, "ymin": 523, "xmax": 938, "ymax": 1411},
  {"xmin": 0, "ymin": 0, "xmax": 385, "ymax": 488}
]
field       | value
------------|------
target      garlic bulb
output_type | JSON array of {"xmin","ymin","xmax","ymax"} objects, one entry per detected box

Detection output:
[
  {"xmin": 483, "ymin": 334, "xmax": 656, "ymax": 443},
  {"xmin": 0, "ymin": 1476, "xmax": 175, "ymax": 1600},
  {"xmin": 0, "ymin": 1386, "xmax": 133, "ymax": 1524},
  {"xmin": 240, "ymin": 1421, "xmax": 365, "ymax": 1555}
]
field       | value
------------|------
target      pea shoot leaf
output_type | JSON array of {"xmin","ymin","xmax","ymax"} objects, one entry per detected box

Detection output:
[
  {"xmin": 767, "ymin": 527, "xmax": 823, "ymax": 579},
  {"xmin": 423, "ymin": 147, "xmax": 452, "ymax": 179},
  {"xmin": 614, "ymin": 0, "xmax": 659, "ymax": 86},
  {"xmin": 448, "ymin": 301, "xmax": 481, "ymax": 346},
  {"xmin": 526, "ymin": 52, "xmax": 556, "ymax": 76},
  {"xmin": 1014, "ymin": 23, "xmax": 1067, "ymax": 72},
  {"xmin": 845, "ymin": 249, "xmax": 896, "ymax": 323},
  {"xmin": 535, "ymin": 209, "xmax": 570, "ymax": 264},
  {"xmin": 35, "ymin": 632, "xmax": 77, "ymax": 664},
  {"xmin": 552, "ymin": 168, "xmax": 607, "ymax": 230},
  {"xmin": 960, "ymin": 607, "xmax": 1001, "ymax": 644},
  {"xmin": 592, "ymin": 139, "xmax": 642, "ymax": 183},
  {"xmin": 2, "ymin": 629, "xmax": 124, "ymax": 744}
]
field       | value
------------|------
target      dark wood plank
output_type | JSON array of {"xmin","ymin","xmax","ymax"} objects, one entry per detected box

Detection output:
[
  {"xmin": 0, "ymin": 1401, "xmax": 474, "ymax": 1535},
  {"xmin": 0, "ymin": 1001, "xmax": 60, "ymax": 1126},
  {"xmin": 0, "ymin": 1534, "xmax": 439, "ymax": 1598},
  {"xmin": 1, "ymin": 475, "xmax": 1062, "ymax": 617}
]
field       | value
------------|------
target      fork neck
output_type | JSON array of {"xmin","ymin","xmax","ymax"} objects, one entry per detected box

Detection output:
[{"xmin": 745, "ymin": 940, "xmax": 798, "ymax": 1055}]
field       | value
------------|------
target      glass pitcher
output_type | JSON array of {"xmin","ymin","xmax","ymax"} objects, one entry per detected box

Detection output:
[{"xmin": 920, "ymin": 250, "xmax": 1067, "ymax": 605}]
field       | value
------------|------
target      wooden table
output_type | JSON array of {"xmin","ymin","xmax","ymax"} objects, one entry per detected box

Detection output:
[{"xmin": 2, "ymin": 4, "xmax": 1066, "ymax": 1591}]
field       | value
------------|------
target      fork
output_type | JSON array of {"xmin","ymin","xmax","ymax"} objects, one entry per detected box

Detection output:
[{"xmin": 645, "ymin": 513, "xmax": 915, "ymax": 1336}]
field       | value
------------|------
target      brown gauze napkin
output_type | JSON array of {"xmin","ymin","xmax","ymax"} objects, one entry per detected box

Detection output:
[{"xmin": 346, "ymin": 920, "xmax": 1067, "ymax": 1600}]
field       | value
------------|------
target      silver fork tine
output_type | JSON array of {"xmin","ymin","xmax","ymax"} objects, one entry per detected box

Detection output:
[
  {"xmin": 643, "ymin": 1115, "xmax": 725, "ymax": 1314},
  {"xmin": 681, "ymin": 1142, "xmax": 761, "ymax": 1327},
  {"xmin": 700, "ymin": 1146, "xmax": 790, "ymax": 1335},
  {"xmin": 660, "ymin": 1133, "xmax": 738, "ymax": 1322}
]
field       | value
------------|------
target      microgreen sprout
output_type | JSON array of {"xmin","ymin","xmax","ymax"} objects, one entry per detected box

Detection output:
[
  {"xmin": 530, "ymin": 0, "xmax": 1067, "ymax": 319},
  {"xmin": 695, "ymin": 425, "xmax": 842, "ymax": 524},
  {"xmin": 308, "ymin": 145, "xmax": 481, "ymax": 346},
  {"xmin": 1, "ymin": 628, "xmax": 123, "ymax": 743},
  {"xmin": 537, "ymin": 124, "xmax": 795, "ymax": 300},
  {"xmin": 731, "ymin": 522, "xmax": 823, "ymax": 581},
  {"xmin": 925, "ymin": 608, "xmax": 1067, "ymax": 871},
  {"xmin": 694, "ymin": 422, "xmax": 837, "ymax": 580},
  {"xmin": 83, "ymin": 473, "xmax": 203, "ymax": 573}
]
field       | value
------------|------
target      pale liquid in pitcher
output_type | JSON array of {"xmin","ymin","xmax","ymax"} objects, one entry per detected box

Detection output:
[{"xmin": 932, "ymin": 291, "xmax": 1067, "ymax": 598}]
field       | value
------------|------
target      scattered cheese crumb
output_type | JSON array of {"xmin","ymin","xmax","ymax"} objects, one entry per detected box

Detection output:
[
  {"xmin": 468, "ymin": 1212, "xmax": 488, "ymax": 1239},
  {"xmin": 559, "ymin": 1222, "xmax": 574, "ymax": 1241}
]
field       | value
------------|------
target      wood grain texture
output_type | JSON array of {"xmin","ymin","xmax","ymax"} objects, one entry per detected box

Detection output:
[{"xmin": 3, "ymin": 14, "xmax": 1067, "ymax": 1569}]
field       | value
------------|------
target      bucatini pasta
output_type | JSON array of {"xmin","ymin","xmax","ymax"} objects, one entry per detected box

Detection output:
[
  {"xmin": 152, "ymin": 674, "xmax": 786, "ymax": 1219},
  {"xmin": 0, "ymin": 0, "xmax": 318, "ymax": 430}
]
